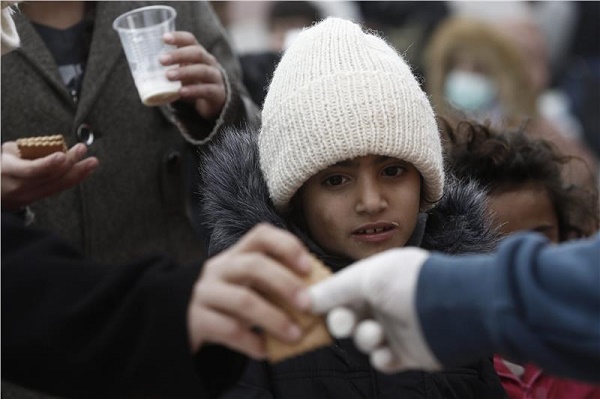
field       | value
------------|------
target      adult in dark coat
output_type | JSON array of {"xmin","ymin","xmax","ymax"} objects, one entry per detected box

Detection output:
[
  {"xmin": 200, "ymin": 130, "xmax": 507, "ymax": 399},
  {"xmin": 2, "ymin": 211, "xmax": 314, "ymax": 399},
  {"xmin": 1, "ymin": 212, "xmax": 243, "ymax": 399},
  {"xmin": 1, "ymin": 1, "xmax": 259, "ymax": 264}
]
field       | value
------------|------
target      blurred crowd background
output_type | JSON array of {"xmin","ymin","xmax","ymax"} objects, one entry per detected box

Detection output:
[{"xmin": 212, "ymin": 1, "xmax": 600, "ymax": 188}]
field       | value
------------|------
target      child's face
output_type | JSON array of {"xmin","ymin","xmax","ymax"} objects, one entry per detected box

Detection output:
[
  {"xmin": 487, "ymin": 182, "xmax": 559, "ymax": 243},
  {"xmin": 299, "ymin": 155, "xmax": 421, "ymax": 261}
]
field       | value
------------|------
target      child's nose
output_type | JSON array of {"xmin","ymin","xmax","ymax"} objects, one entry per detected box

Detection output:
[{"xmin": 355, "ymin": 179, "xmax": 387, "ymax": 214}]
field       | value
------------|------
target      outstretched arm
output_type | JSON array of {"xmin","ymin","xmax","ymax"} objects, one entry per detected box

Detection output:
[
  {"xmin": 2, "ymin": 215, "xmax": 311, "ymax": 397},
  {"xmin": 308, "ymin": 232, "xmax": 600, "ymax": 383},
  {"xmin": 419, "ymin": 232, "xmax": 600, "ymax": 382}
]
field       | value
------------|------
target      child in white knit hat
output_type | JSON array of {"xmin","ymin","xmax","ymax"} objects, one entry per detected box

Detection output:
[{"xmin": 202, "ymin": 17, "xmax": 504, "ymax": 399}]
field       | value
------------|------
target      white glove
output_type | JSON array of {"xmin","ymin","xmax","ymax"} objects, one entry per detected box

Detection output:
[{"xmin": 309, "ymin": 247, "xmax": 442, "ymax": 373}]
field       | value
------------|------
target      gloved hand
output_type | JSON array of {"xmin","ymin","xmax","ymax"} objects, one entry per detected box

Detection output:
[{"xmin": 308, "ymin": 247, "xmax": 442, "ymax": 373}]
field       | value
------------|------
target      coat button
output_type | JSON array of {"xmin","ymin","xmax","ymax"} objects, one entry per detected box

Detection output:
[
  {"xmin": 165, "ymin": 150, "xmax": 182, "ymax": 173},
  {"xmin": 76, "ymin": 123, "xmax": 94, "ymax": 145}
]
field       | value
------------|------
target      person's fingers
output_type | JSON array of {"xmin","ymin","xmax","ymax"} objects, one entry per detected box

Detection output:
[
  {"xmin": 58, "ymin": 156, "xmax": 98, "ymax": 185},
  {"xmin": 1, "ymin": 141, "xmax": 19, "ymax": 156},
  {"xmin": 172, "ymin": 45, "xmax": 217, "ymax": 66},
  {"xmin": 2, "ymin": 151, "xmax": 68, "ymax": 179},
  {"xmin": 233, "ymin": 223, "xmax": 313, "ymax": 275},
  {"xmin": 161, "ymin": 36, "xmax": 217, "ymax": 67},
  {"xmin": 188, "ymin": 306, "xmax": 266, "ymax": 359},
  {"xmin": 31, "ymin": 143, "xmax": 89, "ymax": 182},
  {"xmin": 29, "ymin": 157, "xmax": 99, "ymax": 198},
  {"xmin": 64, "ymin": 143, "xmax": 89, "ymax": 163},
  {"xmin": 354, "ymin": 319, "xmax": 385, "ymax": 353},
  {"xmin": 198, "ymin": 281, "xmax": 302, "ymax": 344},
  {"xmin": 2, "ymin": 143, "xmax": 87, "ymax": 181},
  {"xmin": 217, "ymin": 252, "xmax": 307, "ymax": 309},
  {"xmin": 370, "ymin": 346, "xmax": 403, "ymax": 373},
  {"xmin": 163, "ymin": 31, "xmax": 198, "ymax": 47},
  {"xmin": 326, "ymin": 307, "xmax": 358, "ymax": 338},
  {"xmin": 167, "ymin": 64, "xmax": 222, "ymax": 84},
  {"xmin": 180, "ymin": 83, "xmax": 225, "ymax": 101},
  {"xmin": 7, "ymin": 144, "xmax": 92, "ymax": 188},
  {"xmin": 4, "ymin": 157, "xmax": 98, "ymax": 208},
  {"xmin": 1, "ymin": 142, "xmax": 94, "ymax": 209},
  {"xmin": 308, "ymin": 259, "xmax": 369, "ymax": 314}
]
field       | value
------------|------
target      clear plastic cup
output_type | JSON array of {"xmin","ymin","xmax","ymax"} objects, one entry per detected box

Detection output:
[{"xmin": 113, "ymin": 5, "xmax": 181, "ymax": 106}]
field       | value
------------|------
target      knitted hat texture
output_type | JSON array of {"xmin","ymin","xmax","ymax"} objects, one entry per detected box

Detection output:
[{"xmin": 259, "ymin": 18, "xmax": 444, "ymax": 210}]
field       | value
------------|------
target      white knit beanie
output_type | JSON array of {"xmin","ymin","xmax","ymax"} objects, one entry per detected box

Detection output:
[{"xmin": 259, "ymin": 17, "xmax": 444, "ymax": 211}]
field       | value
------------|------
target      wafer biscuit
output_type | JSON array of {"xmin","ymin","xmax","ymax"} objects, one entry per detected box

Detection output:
[
  {"xmin": 265, "ymin": 255, "xmax": 333, "ymax": 363},
  {"xmin": 16, "ymin": 135, "xmax": 67, "ymax": 160}
]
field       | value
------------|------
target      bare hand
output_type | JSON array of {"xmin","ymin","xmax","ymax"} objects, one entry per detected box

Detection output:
[
  {"xmin": 161, "ymin": 31, "xmax": 226, "ymax": 120},
  {"xmin": 1, "ymin": 142, "xmax": 99, "ymax": 211},
  {"xmin": 187, "ymin": 224, "xmax": 314, "ymax": 359}
]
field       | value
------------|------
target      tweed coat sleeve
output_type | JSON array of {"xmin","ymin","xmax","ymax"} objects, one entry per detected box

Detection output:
[{"xmin": 164, "ymin": 1, "xmax": 260, "ymax": 146}]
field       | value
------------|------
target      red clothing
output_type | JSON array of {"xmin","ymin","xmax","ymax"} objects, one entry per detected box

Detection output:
[{"xmin": 494, "ymin": 356, "xmax": 600, "ymax": 399}]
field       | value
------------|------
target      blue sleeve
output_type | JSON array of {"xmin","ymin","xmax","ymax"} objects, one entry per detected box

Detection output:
[{"xmin": 416, "ymin": 232, "xmax": 600, "ymax": 383}]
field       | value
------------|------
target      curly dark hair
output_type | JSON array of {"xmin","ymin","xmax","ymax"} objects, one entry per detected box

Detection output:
[{"xmin": 439, "ymin": 117, "xmax": 599, "ymax": 240}]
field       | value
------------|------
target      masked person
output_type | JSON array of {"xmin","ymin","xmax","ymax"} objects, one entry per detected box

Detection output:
[{"xmin": 423, "ymin": 17, "xmax": 598, "ymax": 195}]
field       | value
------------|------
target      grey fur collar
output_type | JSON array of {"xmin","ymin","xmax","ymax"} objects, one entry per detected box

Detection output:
[{"xmin": 200, "ymin": 128, "xmax": 498, "ymax": 265}]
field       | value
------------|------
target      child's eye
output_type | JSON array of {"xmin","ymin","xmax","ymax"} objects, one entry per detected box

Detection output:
[
  {"xmin": 382, "ymin": 165, "xmax": 405, "ymax": 177},
  {"xmin": 324, "ymin": 175, "xmax": 347, "ymax": 186}
]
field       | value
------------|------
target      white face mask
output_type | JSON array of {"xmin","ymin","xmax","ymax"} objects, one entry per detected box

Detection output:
[{"xmin": 444, "ymin": 70, "xmax": 498, "ymax": 113}]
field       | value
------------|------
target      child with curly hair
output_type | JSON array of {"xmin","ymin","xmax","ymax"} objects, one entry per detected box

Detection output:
[{"xmin": 442, "ymin": 118, "xmax": 600, "ymax": 399}]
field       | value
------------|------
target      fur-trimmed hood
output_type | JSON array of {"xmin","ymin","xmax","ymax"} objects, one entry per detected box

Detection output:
[{"xmin": 200, "ymin": 128, "xmax": 497, "ymax": 265}]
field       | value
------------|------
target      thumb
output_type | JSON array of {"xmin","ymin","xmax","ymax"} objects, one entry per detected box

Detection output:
[{"xmin": 308, "ymin": 258, "xmax": 371, "ymax": 314}]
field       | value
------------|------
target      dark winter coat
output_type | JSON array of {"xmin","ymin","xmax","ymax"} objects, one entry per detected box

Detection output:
[
  {"xmin": 200, "ymin": 129, "xmax": 506, "ymax": 399},
  {"xmin": 2, "ymin": 212, "xmax": 246, "ymax": 399}
]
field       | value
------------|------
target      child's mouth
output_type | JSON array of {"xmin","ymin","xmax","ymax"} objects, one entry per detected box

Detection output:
[
  {"xmin": 354, "ymin": 226, "xmax": 394, "ymax": 234},
  {"xmin": 352, "ymin": 223, "xmax": 398, "ymax": 243}
]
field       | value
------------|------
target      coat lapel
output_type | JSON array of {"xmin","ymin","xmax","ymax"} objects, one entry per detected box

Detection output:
[
  {"xmin": 12, "ymin": 12, "xmax": 73, "ymax": 106},
  {"xmin": 76, "ymin": 1, "xmax": 138, "ymax": 121},
  {"xmin": 12, "ymin": 2, "xmax": 159, "ymax": 121}
]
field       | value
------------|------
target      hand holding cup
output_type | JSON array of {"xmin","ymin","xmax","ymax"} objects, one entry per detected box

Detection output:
[{"xmin": 161, "ymin": 31, "xmax": 227, "ymax": 120}]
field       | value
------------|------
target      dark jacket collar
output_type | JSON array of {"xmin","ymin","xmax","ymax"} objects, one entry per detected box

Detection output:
[{"xmin": 200, "ymin": 128, "xmax": 498, "ymax": 269}]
